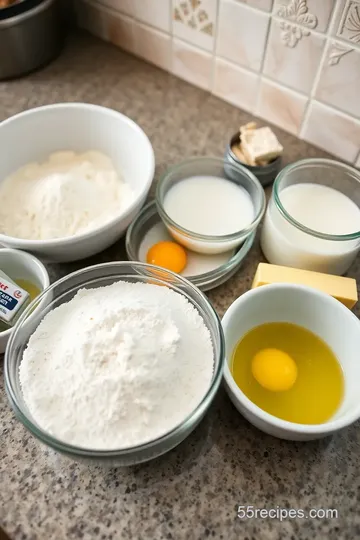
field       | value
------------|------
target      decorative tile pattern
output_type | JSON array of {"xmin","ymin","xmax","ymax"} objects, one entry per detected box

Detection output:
[
  {"xmin": 257, "ymin": 78, "xmax": 307, "ymax": 134},
  {"xmin": 327, "ymin": 42, "xmax": 354, "ymax": 65},
  {"xmin": 213, "ymin": 58, "xmax": 259, "ymax": 112},
  {"xmin": 172, "ymin": 38, "xmax": 214, "ymax": 90},
  {"xmin": 301, "ymin": 101, "xmax": 360, "ymax": 162},
  {"xmin": 315, "ymin": 43, "xmax": 360, "ymax": 119},
  {"xmin": 76, "ymin": 0, "xmax": 360, "ymax": 162},
  {"xmin": 172, "ymin": 0, "xmax": 217, "ymax": 52},
  {"xmin": 276, "ymin": 0, "xmax": 317, "ymax": 47},
  {"xmin": 274, "ymin": 0, "xmax": 336, "ymax": 33},
  {"xmin": 336, "ymin": 0, "xmax": 360, "ymax": 44},
  {"xmin": 216, "ymin": 0, "xmax": 270, "ymax": 71},
  {"xmin": 263, "ymin": 18, "xmax": 325, "ymax": 94}
]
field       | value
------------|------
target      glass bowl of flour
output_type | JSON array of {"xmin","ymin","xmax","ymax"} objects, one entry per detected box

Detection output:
[{"xmin": 4, "ymin": 262, "xmax": 224, "ymax": 466}]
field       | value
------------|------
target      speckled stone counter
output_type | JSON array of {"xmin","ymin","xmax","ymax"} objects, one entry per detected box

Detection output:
[{"xmin": 1, "ymin": 32, "xmax": 360, "ymax": 540}]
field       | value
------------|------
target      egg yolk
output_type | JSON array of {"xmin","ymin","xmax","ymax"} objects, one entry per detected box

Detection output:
[
  {"xmin": 251, "ymin": 348, "xmax": 298, "ymax": 392},
  {"xmin": 146, "ymin": 241, "xmax": 187, "ymax": 274}
]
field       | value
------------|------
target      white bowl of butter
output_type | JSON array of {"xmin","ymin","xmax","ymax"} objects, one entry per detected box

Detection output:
[
  {"xmin": 0, "ymin": 248, "xmax": 50, "ymax": 354},
  {"xmin": 0, "ymin": 103, "xmax": 155, "ymax": 262}
]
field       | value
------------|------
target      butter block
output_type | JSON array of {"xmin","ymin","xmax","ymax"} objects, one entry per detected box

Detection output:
[
  {"xmin": 252, "ymin": 263, "xmax": 358, "ymax": 309},
  {"xmin": 241, "ymin": 126, "xmax": 283, "ymax": 163}
]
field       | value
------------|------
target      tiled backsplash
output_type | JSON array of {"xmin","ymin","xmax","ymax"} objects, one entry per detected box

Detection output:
[{"xmin": 75, "ymin": 0, "xmax": 360, "ymax": 165}]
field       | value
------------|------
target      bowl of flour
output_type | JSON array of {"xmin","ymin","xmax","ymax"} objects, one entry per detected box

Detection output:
[
  {"xmin": 4, "ymin": 262, "xmax": 224, "ymax": 466},
  {"xmin": 0, "ymin": 103, "xmax": 155, "ymax": 262}
]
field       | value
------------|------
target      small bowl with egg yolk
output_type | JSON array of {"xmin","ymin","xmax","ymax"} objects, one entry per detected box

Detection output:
[{"xmin": 222, "ymin": 283, "xmax": 360, "ymax": 441}]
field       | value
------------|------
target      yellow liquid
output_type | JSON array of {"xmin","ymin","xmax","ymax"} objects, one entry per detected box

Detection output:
[
  {"xmin": 231, "ymin": 322, "xmax": 344, "ymax": 424},
  {"xmin": 0, "ymin": 278, "xmax": 41, "ymax": 332},
  {"xmin": 15, "ymin": 279, "xmax": 41, "ymax": 302}
]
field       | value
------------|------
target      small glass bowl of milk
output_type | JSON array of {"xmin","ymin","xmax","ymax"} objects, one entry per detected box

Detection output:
[
  {"xmin": 156, "ymin": 157, "xmax": 266, "ymax": 254},
  {"xmin": 261, "ymin": 159, "xmax": 360, "ymax": 275}
]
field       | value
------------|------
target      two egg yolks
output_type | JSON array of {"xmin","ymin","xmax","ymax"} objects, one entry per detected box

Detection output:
[
  {"xmin": 251, "ymin": 348, "xmax": 298, "ymax": 392},
  {"xmin": 146, "ymin": 241, "xmax": 187, "ymax": 274}
]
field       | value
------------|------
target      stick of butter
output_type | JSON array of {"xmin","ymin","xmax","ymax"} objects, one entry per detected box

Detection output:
[{"xmin": 252, "ymin": 263, "xmax": 358, "ymax": 309}]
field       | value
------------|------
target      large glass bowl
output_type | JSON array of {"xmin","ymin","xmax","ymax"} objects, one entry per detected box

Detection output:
[{"xmin": 4, "ymin": 262, "xmax": 224, "ymax": 466}]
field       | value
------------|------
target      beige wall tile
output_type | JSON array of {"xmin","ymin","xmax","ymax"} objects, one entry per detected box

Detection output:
[
  {"xmin": 216, "ymin": 0, "xmax": 270, "ymax": 71},
  {"xmin": 316, "ymin": 43, "xmax": 360, "ymax": 119},
  {"xmin": 263, "ymin": 18, "xmax": 325, "ymax": 94},
  {"xmin": 213, "ymin": 58, "xmax": 259, "ymax": 112},
  {"xmin": 301, "ymin": 101, "xmax": 360, "ymax": 162},
  {"xmin": 257, "ymin": 78, "xmax": 307, "ymax": 135},
  {"xmin": 172, "ymin": 38, "xmax": 213, "ymax": 90},
  {"xmin": 96, "ymin": 0, "xmax": 135, "ymax": 17},
  {"xmin": 172, "ymin": 0, "xmax": 217, "ymax": 52},
  {"xmin": 106, "ymin": 11, "xmax": 135, "ymax": 53},
  {"xmin": 235, "ymin": 0, "xmax": 273, "ymax": 12},
  {"xmin": 76, "ymin": 0, "xmax": 108, "ymax": 40},
  {"xmin": 332, "ymin": 0, "xmax": 360, "ymax": 47},
  {"xmin": 133, "ymin": 21, "xmax": 171, "ymax": 71},
  {"xmin": 134, "ymin": 0, "xmax": 171, "ymax": 32},
  {"xmin": 274, "ymin": 0, "xmax": 336, "ymax": 32}
]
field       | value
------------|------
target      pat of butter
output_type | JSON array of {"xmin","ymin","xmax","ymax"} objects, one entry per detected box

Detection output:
[
  {"xmin": 252, "ymin": 263, "xmax": 358, "ymax": 309},
  {"xmin": 241, "ymin": 126, "xmax": 283, "ymax": 163}
]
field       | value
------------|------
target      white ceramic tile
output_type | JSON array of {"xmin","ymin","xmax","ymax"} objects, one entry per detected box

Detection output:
[
  {"xmin": 106, "ymin": 10, "xmax": 135, "ymax": 53},
  {"xmin": 76, "ymin": 0, "xmax": 108, "ymax": 40},
  {"xmin": 172, "ymin": 0, "xmax": 217, "ymax": 52},
  {"xmin": 257, "ymin": 78, "xmax": 307, "ymax": 135},
  {"xmin": 172, "ymin": 38, "xmax": 213, "ymax": 90},
  {"xmin": 213, "ymin": 58, "xmax": 259, "ymax": 112},
  {"xmin": 133, "ymin": 22, "xmax": 171, "ymax": 71},
  {"xmin": 263, "ymin": 18, "xmax": 325, "ymax": 94},
  {"xmin": 274, "ymin": 0, "xmax": 336, "ymax": 33},
  {"xmin": 216, "ymin": 0, "xmax": 270, "ymax": 71},
  {"xmin": 134, "ymin": 0, "xmax": 171, "ymax": 32},
  {"xmin": 96, "ymin": 0, "xmax": 135, "ymax": 17},
  {"xmin": 235, "ymin": 0, "xmax": 273, "ymax": 12},
  {"xmin": 301, "ymin": 101, "xmax": 360, "ymax": 162},
  {"xmin": 315, "ymin": 42, "xmax": 360, "ymax": 119},
  {"xmin": 333, "ymin": 0, "xmax": 360, "ymax": 47}
]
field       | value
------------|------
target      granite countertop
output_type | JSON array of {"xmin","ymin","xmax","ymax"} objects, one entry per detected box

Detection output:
[{"xmin": 1, "ymin": 32, "xmax": 360, "ymax": 540}]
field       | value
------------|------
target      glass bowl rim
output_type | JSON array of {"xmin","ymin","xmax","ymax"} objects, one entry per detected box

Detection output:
[
  {"xmin": 125, "ymin": 200, "xmax": 256, "ymax": 287},
  {"xmin": 273, "ymin": 158, "xmax": 360, "ymax": 241},
  {"xmin": 4, "ymin": 261, "xmax": 225, "ymax": 458},
  {"xmin": 155, "ymin": 156, "xmax": 266, "ymax": 242}
]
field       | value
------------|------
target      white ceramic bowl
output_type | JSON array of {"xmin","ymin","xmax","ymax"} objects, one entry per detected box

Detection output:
[
  {"xmin": 0, "ymin": 103, "xmax": 155, "ymax": 262},
  {"xmin": 222, "ymin": 284, "xmax": 360, "ymax": 441},
  {"xmin": 0, "ymin": 249, "xmax": 50, "ymax": 354}
]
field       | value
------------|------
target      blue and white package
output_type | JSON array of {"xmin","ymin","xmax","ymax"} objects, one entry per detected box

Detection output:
[{"xmin": 0, "ymin": 270, "xmax": 30, "ymax": 326}]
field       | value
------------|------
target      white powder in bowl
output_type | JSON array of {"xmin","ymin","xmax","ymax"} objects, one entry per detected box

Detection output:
[
  {"xmin": 19, "ymin": 281, "xmax": 214, "ymax": 450},
  {"xmin": 0, "ymin": 151, "xmax": 134, "ymax": 240}
]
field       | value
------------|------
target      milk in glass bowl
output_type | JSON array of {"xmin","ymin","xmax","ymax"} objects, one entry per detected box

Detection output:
[{"xmin": 261, "ymin": 159, "xmax": 360, "ymax": 276}]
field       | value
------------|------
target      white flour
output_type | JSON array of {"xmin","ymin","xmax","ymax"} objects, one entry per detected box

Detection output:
[
  {"xmin": 0, "ymin": 151, "xmax": 134, "ymax": 240},
  {"xmin": 19, "ymin": 282, "xmax": 214, "ymax": 450}
]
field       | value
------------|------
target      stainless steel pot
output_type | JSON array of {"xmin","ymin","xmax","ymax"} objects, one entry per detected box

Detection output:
[{"xmin": 0, "ymin": 0, "xmax": 62, "ymax": 80}]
